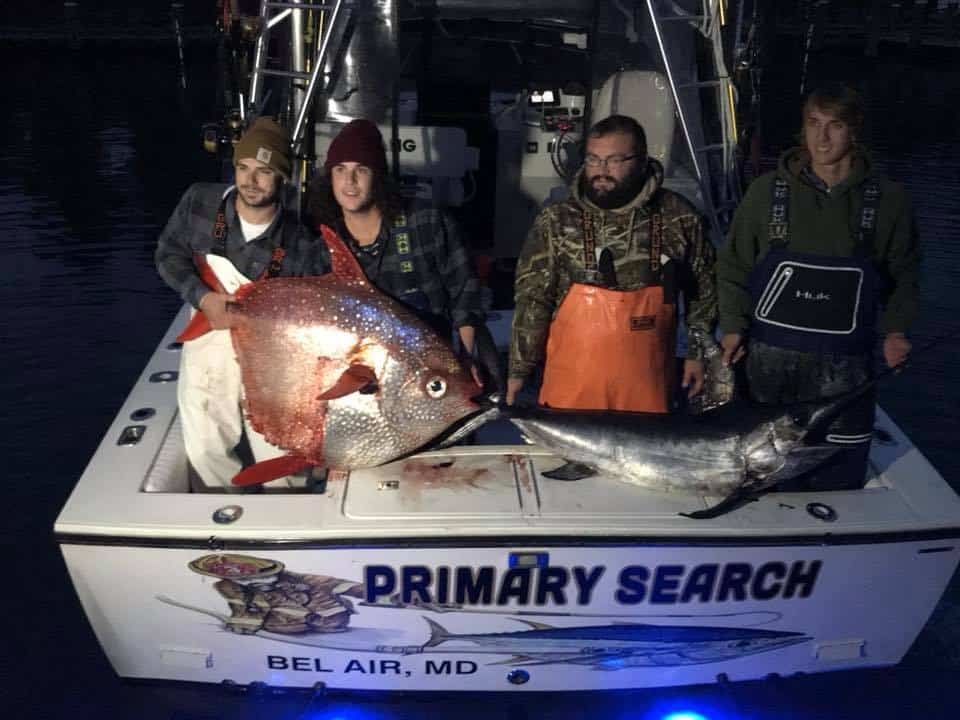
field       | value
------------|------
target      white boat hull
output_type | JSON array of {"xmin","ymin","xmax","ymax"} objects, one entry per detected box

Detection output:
[
  {"xmin": 60, "ymin": 537, "xmax": 959, "ymax": 691},
  {"xmin": 55, "ymin": 307, "xmax": 960, "ymax": 692}
]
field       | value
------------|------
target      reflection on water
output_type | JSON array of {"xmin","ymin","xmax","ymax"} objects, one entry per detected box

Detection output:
[{"xmin": 2, "ymin": 32, "xmax": 960, "ymax": 719}]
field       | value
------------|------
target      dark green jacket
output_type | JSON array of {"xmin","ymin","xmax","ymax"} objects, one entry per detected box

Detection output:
[{"xmin": 717, "ymin": 148, "xmax": 920, "ymax": 336}]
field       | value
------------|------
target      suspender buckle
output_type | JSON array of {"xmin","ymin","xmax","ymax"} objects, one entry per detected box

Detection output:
[{"xmin": 769, "ymin": 222, "xmax": 788, "ymax": 241}]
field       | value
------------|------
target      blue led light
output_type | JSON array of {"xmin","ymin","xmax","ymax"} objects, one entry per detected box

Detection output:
[{"xmin": 662, "ymin": 713, "xmax": 710, "ymax": 720}]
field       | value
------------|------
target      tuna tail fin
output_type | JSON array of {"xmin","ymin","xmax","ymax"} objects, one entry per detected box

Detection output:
[
  {"xmin": 422, "ymin": 617, "xmax": 453, "ymax": 648},
  {"xmin": 232, "ymin": 455, "xmax": 313, "ymax": 487},
  {"xmin": 319, "ymin": 225, "xmax": 368, "ymax": 284},
  {"xmin": 175, "ymin": 253, "xmax": 228, "ymax": 343}
]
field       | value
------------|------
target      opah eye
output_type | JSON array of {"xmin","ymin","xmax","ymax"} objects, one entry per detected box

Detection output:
[{"xmin": 426, "ymin": 377, "xmax": 447, "ymax": 399}]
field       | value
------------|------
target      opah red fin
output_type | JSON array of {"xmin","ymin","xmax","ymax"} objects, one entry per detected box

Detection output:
[
  {"xmin": 232, "ymin": 455, "xmax": 313, "ymax": 487},
  {"xmin": 175, "ymin": 253, "xmax": 229, "ymax": 342},
  {"xmin": 317, "ymin": 364, "xmax": 378, "ymax": 400},
  {"xmin": 319, "ymin": 224, "xmax": 368, "ymax": 284},
  {"xmin": 176, "ymin": 312, "xmax": 213, "ymax": 342},
  {"xmin": 194, "ymin": 252, "xmax": 228, "ymax": 294}
]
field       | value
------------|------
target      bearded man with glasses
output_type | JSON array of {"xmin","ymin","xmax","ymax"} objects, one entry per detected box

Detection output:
[{"xmin": 507, "ymin": 114, "xmax": 717, "ymax": 412}]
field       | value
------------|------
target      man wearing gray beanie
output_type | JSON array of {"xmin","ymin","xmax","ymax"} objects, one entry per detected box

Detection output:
[{"xmin": 155, "ymin": 117, "xmax": 330, "ymax": 489}]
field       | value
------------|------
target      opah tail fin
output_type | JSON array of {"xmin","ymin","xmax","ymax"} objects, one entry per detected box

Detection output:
[
  {"xmin": 232, "ymin": 455, "xmax": 312, "ymax": 487},
  {"xmin": 319, "ymin": 225, "xmax": 368, "ymax": 284}
]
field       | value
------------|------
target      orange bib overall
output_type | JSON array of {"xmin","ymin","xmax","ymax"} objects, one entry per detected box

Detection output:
[{"xmin": 538, "ymin": 202, "xmax": 676, "ymax": 413}]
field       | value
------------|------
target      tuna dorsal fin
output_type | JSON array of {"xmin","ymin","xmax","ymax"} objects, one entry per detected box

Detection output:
[
  {"xmin": 422, "ymin": 617, "xmax": 452, "ymax": 648},
  {"xmin": 232, "ymin": 455, "xmax": 312, "ymax": 487},
  {"xmin": 320, "ymin": 224, "xmax": 368, "ymax": 284},
  {"xmin": 317, "ymin": 364, "xmax": 378, "ymax": 401}
]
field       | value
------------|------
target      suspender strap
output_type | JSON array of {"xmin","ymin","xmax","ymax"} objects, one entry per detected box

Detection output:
[
  {"xmin": 211, "ymin": 194, "xmax": 230, "ymax": 257},
  {"xmin": 768, "ymin": 176, "xmax": 882, "ymax": 253},
  {"xmin": 649, "ymin": 193, "xmax": 663, "ymax": 275},
  {"xmin": 768, "ymin": 177, "xmax": 790, "ymax": 247},
  {"xmin": 580, "ymin": 209, "xmax": 599, "ymax": 283},
  {"xmin": 391, "ymin": 212, "xmax": 417, "ymax": 278},
  {"xmin": 857, "ymin": 181, "xmax": 882, "ymax": 254},
  {"xmin": 210, "ymin": 189, "xmax": 288, "ymax": 278},
  {"xmin": 579, "ymin": 199, "xmax": 664, "ymax": 284}
]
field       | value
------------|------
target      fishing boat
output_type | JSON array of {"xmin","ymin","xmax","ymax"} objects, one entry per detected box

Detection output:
[{"xmin": 55, "ymin": 0, "xmax": 960, "ymax": 694}]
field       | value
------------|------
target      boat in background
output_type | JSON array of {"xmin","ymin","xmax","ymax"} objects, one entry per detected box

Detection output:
[{"xmin": 55, "ymin": 0, "xmax": 960, "ymax": 694}]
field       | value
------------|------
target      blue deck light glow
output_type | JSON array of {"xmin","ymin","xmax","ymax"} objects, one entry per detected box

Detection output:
[{"xmin": 662, "ymin": 713, "xmax": 711, "ymax": 720}]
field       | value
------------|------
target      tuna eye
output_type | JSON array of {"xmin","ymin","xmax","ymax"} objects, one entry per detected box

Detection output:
[{"xmin": 426, "ymin": 377, "xmax": 447, "ymax": 399}]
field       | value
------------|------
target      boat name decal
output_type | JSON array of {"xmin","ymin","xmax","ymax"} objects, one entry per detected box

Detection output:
[{"xmin": 364, "ymin": 561, "xmax": 821, "ymax": 606}]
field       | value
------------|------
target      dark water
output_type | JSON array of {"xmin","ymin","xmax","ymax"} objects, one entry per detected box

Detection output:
[{"xmin": 3, "ymin": 30, "xmax": 960, "ymax": 720}]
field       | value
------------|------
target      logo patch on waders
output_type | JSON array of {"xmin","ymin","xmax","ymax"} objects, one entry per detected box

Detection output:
[{"xmin": 630, "ymin": 316, "xmax": 656, "ymax": 331}]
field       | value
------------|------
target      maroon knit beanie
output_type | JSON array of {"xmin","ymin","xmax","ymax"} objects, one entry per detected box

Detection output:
[{"xmin": 323, "ymin": 119, "xmax": 388, "ymax": 175}]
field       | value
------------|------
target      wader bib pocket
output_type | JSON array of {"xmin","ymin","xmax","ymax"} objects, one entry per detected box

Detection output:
[{"xmin": 754, "ymin": 260, "xmax": 864, "ymax": 334}]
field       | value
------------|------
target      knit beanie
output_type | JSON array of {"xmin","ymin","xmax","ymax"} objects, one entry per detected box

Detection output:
[
  {"xmin": 323, "ymin": 119, "xmax": 388, "ymax": 174},
  {"xmin": 234, "ymin": 117, "xmax": 292, "ymax": 178}
]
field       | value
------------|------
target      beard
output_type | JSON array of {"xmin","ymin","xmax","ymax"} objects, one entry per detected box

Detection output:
[
  {"xmin": 581, "ymin": 163, "xmax": 648, "ymax": 210},
  {"xmin": 238, "ymin": 182, "xmax": 280, "ymax": 210}
]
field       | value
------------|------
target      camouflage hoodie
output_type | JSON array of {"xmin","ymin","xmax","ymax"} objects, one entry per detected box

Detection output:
[{"xmin": 509, "ymin": 160, "xmax": 718, "ymax": 381}]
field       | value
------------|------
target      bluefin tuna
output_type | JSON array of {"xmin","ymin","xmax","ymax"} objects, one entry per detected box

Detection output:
[
  {"xmin": 179, "ymin": 226, "xmax": 481, "ymax": 487},
  {"xmin": 503, "ymin": 383, "xmax": 877, "ymax": 518}
]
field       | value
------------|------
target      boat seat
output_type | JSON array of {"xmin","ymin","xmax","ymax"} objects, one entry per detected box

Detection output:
[{"xmin": 592, "ymin": 70, "xmax": 677, "ymax": 175}]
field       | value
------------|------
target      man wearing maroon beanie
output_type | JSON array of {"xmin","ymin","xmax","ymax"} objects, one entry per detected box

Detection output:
[{"xmin": 308, "ymin": 119, "xmax": 484, "ymax": 361}]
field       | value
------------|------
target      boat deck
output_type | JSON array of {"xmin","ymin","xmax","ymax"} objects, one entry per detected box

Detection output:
[{"xmin": 54, "ymin": 306, "xmax": 960, "ymax": 545}]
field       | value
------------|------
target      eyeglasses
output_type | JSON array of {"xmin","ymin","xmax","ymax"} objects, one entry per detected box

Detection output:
[{"xmin": 584, "ymin": 153, "xmax": 640, "ymax": 169}]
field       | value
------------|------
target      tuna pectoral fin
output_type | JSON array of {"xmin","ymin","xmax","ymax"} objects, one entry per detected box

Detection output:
[
  {"xmin": 317, "ymin": 365, "xmax": 378, "ymax": 401},
  {"xmin": 232, "ymin": 456, "xmax": 312, "ymax": 487},
  {"xmin": 541, "ymin": 461, "xmax": 597, "ymax": 482},
  {"xmin": 680, "ymin": 488, "xmax": 761, "ymax": 520}
]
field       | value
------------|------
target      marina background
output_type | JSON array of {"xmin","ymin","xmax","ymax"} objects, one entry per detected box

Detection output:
[{"xmin": 3, "ymin": 2, "xmax": 960, "ymax": 718}]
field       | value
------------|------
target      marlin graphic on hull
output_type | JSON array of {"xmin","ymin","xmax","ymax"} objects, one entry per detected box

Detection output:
[{"xmin": 417, "ymin": 618, "xmax": 810, "ymax": 669}]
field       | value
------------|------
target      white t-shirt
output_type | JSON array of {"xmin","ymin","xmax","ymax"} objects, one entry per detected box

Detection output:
[{"xmin": 239, "ymin": 216, "xmax": 272, "ymax": 242}]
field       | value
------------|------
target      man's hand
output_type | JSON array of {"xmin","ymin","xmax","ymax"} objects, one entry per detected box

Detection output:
[
  {"xmin": 199, "ymin": 291, "xmax": 236, "ymax": 330},
  {"xmin": 506, "ymin": 377, "xmax": 524, "ymax": 406},
  {"xmin": 720, "ymin": 332, "xmax": 746, "ymax": 366},
  {"xmin": 883, "ymin": 332, "xmax": 911, "ymax": 369},
  {"xmin": 682, "ymin": 359, "xmax": 705, "ymax": 398}
]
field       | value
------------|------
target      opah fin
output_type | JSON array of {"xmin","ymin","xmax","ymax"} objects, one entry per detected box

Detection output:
[
  {"xmin": 319, "ymin": 224, "xmax": 368, "ymax": 284},
  {"xmin": 175, "ymin": 253, "xmax": 231, "ymax": 342},
  {"xmin": 194, "ymin": 252, "xmax": 228, "ymax": 294},
  {"xmin": 317, "ymin": 364, "xmax": 378, "ymax": 400},
  {"xmin": 232, "ymin": 455, "xmax": 312, "ymax": 487},
  {"xmin": 680, "ymin": 488, "xmax": 761, "ymax": 520},
  {"xmin": 176, "ymin": 312, "xmax": 213, "ymax": 342},
  {"xmin": 541, "ymin": 461, "xmax": 597, "ymax": 482}
]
